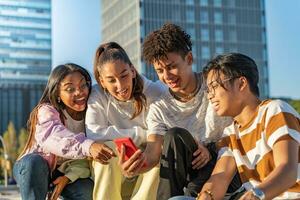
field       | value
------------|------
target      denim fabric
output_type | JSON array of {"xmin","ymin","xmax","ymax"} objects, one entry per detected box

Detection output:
[
  {"xmin": 13, "ymin": 154, "xmax": 49, "ymax": 200},
  {"xmin": 13, "ymin": 153, "xmax": 93, "ymax": 200},
  {"xmin": 169, "ymin": 196, "xmax": 195, "ymax": 200}
]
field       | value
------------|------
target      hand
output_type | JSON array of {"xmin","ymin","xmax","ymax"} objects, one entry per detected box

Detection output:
[
  {"xmin": 49, "ymin": 175, "xmax": 70, "ymax": 200},
  {"xmin": 118, "ymin": 144, "xmax": 146, "ymax": 178},
  {"xmin": 192, "ymin": 141, "xmax": 211, "ymax": 170},
  {"xmin": 89, "ymin": 142, "xmax": 116, "ymax": 164},
  {"xmin": 239, "ymin": 191, "xmax": 260, "ymax": 200}
]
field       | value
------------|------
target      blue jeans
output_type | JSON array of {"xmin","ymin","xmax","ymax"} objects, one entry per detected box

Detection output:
[
  {"xmin": 13, "ymin": 153, "xmax": 93, "ymax": 200},
  {"xmin": 169, "ymin": 196, "xmax": 195, "ymax": 200}
]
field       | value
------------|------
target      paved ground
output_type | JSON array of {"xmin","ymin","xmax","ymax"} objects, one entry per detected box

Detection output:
[{"xmin": 0, "ymin": 186, "xmax": 20, "ymax": 200}]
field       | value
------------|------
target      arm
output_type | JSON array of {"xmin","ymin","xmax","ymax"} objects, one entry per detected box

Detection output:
[
  {"xmin": 240, "ymin": 138, "xmax": 298, "ymax": 200},
  {"xmin": 85, "ymin": 87, "xmax": 147, "ymax": 146},
  {"xmin": 35, "ymin": 104, "xmax": 94, "ymax": 158},
  {"xmin": 198, "ymin": 156, "xmax": 237, "ymax": 200},
  {"xmin": 58, "ymin": 159, "xmax": 91, "ymax": 183}
]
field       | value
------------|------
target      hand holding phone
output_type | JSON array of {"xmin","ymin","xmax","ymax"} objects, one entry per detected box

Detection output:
[{"xmin": 113, "ymin": 137, "xmax": 146, "ymax": 168}]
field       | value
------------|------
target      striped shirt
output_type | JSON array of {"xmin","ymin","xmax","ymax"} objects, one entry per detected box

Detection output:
[{"xmin": 218, "ymin": 99, "xmax": 300, "ymax": 199}]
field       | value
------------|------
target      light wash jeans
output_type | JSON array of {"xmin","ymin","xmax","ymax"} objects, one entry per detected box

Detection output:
[
  {"xmin": 13, "ymin": 153, "xmax": 93, "ymax": 200},
  {"xmin": 169, "ymin": 196, "xmax": 195, "ymax": 200}
]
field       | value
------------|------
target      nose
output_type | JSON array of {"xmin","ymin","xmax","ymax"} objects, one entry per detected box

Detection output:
[
  {"xmin": 163, "ymin": 69, "xmax": 172, "ymax": 80},
  {"xmin": 116, "ymin": 79, "xmax": 123, "ymax": 91},
  {"xmin": 206, "ymin": 90, "xmax": 214, "ymax": 100}
]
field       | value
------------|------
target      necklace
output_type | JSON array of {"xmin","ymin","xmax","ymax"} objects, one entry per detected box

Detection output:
[{"xmin": 170, "ymin": 73, "xmax": 202, "ymax": 102}]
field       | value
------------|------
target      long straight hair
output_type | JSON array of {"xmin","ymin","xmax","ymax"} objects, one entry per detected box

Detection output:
[
  {"xmin": 93, "ymin": 42, "xmax": 146, "ymax": 119},
  {"xmin": 18, "ymin": 63, "xmax": 91, "ymax": 158}
]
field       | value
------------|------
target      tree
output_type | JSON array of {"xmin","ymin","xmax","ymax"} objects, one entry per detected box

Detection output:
[
  {"xmin": 289, "ymin": 100, "xmax": 300, "ymax": 114},
  {"xmin": 2, "ymin": 121, "xmax": 18, "ymax": 177},
  {"xmin": 18, "ymin": 128, "xmax": 29, "ymax": 155}
]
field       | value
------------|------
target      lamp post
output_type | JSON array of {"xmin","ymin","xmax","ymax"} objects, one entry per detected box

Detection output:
[{"xmin": 0, "ymin": 135, "xmax": 8, "ymax": 187}]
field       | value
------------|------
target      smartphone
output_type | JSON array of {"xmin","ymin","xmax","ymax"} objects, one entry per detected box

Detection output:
[
  {"xmin": 114, "ymin": 137, "xmax": 147, "ymax": 167},
  {"xmin": 113, "ymin": 137, "xmax": 139, "ymax": 161}
]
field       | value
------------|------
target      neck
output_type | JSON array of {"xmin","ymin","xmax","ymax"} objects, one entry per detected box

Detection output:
[
  {"xmin": 171, "ymin": 72, "xmax": 200, "ymax": 102},
  {"xmin": 65, "ymin": 108, "xmax": 85, "ymax": 120},
  {"xmin": 234, "ymin": 96, "xmax": 261, "ymax": 128}
]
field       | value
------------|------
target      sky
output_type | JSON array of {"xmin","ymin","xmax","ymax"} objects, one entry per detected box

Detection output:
[{"xmin": 52, "ymin": 0, "xmax": 300, "ymax": 99}]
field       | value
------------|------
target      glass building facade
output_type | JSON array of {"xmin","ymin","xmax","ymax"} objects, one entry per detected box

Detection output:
[
  {"xmin": 0, "ymin": 0, "xmax": 51, "ymax": 133},
  {"xmin": 101, "ymin": 0, "xmax": 269, "ymax": 98}
]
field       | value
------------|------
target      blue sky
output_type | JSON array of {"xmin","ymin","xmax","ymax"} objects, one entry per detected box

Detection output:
[{"xmin": 52, "ymin": 0, "xmax": 300, "ymax": 99}]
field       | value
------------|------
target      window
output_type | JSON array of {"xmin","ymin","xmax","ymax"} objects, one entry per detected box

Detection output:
[
  {"xmin": 229, "ymin": 30, "xmax": 237, "ymax": 42},
  {"xmin": 215, "ymin": 46, "xmax": 224, "ymax": 54},
  {"xmin": 214, "ymin": 12, "xmax": 222, "ymax": 24},
  {"xmin": 200, "ymin": 11, "xmax": 209, "ymax": 24},
  {"xmin": 186, "ymin": 8, "xmax": 195, "ymax": 22},
  {"xmin": 201, "ymin": 46, "xmax": 210, "ymax": 59},
  {"xmin": 187, "ymin": 27, "xmax": 196, "ymax": 39},
  {"xmin": 187, "ymin": 0, "xmax": 194, "ymax": 5},
  {"xmin": 213, "ymin": 0, "xmax": 222, "ymax": 7},
  {"xmin": 200, "ymin": 0, "xmax": 208, "ymax": 6},
  {"xmin": 201, "ymin": 28, "xmax": 209, "ymax": 41},
  {"xmin": 228, "ymin": 13, "xmax": 236, "ymax": 24},
  {"xmin": 215, "ymin": 29, "xmax": 223, "ymax": 42}
]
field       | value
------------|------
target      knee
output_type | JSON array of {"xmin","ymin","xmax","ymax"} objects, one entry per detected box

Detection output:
[
  {"xmin": 165, "ymin": 127, "xmax": 190, "ymax": 141},
  {"xmin": 18, "ymin": 154, "xmax": 49, "ymax": 176}
]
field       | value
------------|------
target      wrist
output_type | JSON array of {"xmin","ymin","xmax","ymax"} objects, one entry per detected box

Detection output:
[
  {"xmin": 251, "ymin": 188, "xmax": 265, "ymax": 200},
  {"xmin": 197, "ymin": 189, "xmax": 214, "ymax": 200}
]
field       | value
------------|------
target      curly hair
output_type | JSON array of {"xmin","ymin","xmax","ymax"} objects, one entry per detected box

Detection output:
[{"xmin": 142, "ymin": 23, "xmax": 192, "ymax": 64}]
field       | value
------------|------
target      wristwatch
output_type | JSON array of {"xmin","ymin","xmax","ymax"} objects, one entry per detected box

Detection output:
[{"xmin": 251, "ymin": 188, "xmax": 265, "ymax": 200}]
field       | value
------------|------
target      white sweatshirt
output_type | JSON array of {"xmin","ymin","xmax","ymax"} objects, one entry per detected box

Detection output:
[{"xmin": 85, "ymin": 76, "xmax": 166, "ymax": 147}]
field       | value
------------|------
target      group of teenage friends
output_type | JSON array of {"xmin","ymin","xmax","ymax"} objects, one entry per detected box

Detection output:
[{"xmin": 12, "ymin": 23, "xmax": 300, "ymax": 200}]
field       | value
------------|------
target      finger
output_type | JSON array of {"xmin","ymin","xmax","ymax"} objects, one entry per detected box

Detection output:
[
  {"xmin": 192, "ymin": 156, "xmax": 207, "ymax": 169},
  {"xmin": 102, "ymin": 145, "xmax": 116, "ymax": 157},
  {"xmin": 193, "ymin": 148, "xmax": 202, "ymax": 156},
  {"xmin": 52, "ymin": 177, "xmax": 62, "ymax": 185},
  {"xmin": 95, "ymin": 157, "xmax": 109, "ymax": 165},
  {"xmin": 127, "ymin": 153, "xmax": 146, "ymax": 173},
  {"xmin": 123, "ymin": 149, "xmax": 143, "ymax": 171},
  {"xmin": 50, "ymin": 186, "xmax": 59, "ymax": 200},
  {"xmin": 118, "ymin": 144, "xmax": 126, "ymax": 165}
]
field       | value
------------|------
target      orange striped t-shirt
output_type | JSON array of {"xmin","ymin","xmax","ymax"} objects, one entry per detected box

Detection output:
[{"xmin": 218, "ymin": 99, "xmax": 300, "ymax": 199}]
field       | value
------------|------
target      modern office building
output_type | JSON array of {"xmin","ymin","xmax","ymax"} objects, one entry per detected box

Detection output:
[
  {"xmin": 101, "ymin": 0, "xmax": 269, "ymax": 98},
  {"xmin": 0, "ymin": 0, "xmax": 51, "ymax": 133}
]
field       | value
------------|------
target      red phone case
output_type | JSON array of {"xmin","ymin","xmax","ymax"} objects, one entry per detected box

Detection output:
[{"xmin": 113, "ymin": 137, "xmax": 138, "ymax": 161}]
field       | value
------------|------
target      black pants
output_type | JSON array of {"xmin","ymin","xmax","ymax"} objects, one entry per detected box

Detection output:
[{"xmin": 157, "ymin": 127, "xmax": 241, "ymax": 200}]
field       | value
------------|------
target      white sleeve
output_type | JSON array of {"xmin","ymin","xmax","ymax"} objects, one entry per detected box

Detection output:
[
  {"xmin": 85, "ymin": 87, "xmax": 147, "ymax": 146},
  {"xmin": 146, "ymin": 103, "xmax": 168, "ymax": 136}
]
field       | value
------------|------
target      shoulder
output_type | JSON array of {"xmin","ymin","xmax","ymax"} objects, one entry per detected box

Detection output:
[
  {"xmin": 142, "ymin": 75, "xmax": 167, "ymax": 102},
  {"xmin": 88, "ymin": 84, "xmax": 107, "ymax": 104},
  {"xmin": 37, "ymin": 104, "xmax": 60, "ymax": 123},
  {"xmin": 263, "ymin": 99, "xmax": 299, "ymax": 118}
]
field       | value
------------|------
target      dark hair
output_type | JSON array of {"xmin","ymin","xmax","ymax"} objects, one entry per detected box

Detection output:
[
  {"xmin": 142, "ymin": 23, "xmax": 192, "ymax": 64},
  {"xmin": 93, "ymin": 42, "xmax": 146, "ymax": 119},
  {"xmin": 203, "ymin": 53, "xmax": 260, "ymax": 97},
  {"xmin": 19, "ymin": 63, "xmax": 91, "ymax": 158}
]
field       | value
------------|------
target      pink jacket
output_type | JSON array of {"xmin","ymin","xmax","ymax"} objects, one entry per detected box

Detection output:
[{"xmin": 24, "ymin": 104, "xmax": 94, "ymax": 171}]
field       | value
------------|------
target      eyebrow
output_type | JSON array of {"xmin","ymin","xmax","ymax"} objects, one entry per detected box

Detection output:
[
  {"xmin": 104, "ymin": 69, "xmax": 128, "ymax": 79},
  {"xmin": 62, "ymin": 77, "xmax": 85, "ymax": 86}
]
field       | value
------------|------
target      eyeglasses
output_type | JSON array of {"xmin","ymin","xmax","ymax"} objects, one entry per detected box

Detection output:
[{"xmin": 205, "ymin": 77, "xmax": 237, "ymax": 96}]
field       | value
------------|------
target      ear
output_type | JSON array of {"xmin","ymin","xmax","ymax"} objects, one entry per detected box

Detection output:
[
  {"xmin": 130, "ymin": 65, "xmax": 136, "ymax": 78},
  {"xmin": 238, "ymin": 76, "xmax": 248, "ymax": 91},
  {"xmin": 99, "ymin": 77, "xmax": 106, "ymax": 89},
  {"xmin": 186, "ymin": 51, "xmax": 193, "ymax": 66}
]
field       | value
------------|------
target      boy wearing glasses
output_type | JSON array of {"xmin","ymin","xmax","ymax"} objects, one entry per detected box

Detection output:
[
  {"xmin": 197, "ymin": 53, "xmax": 300, "ymax": 200},
  {"xmin": 118, "ymin": 23, "xmax": 241, "ymax": 200}
]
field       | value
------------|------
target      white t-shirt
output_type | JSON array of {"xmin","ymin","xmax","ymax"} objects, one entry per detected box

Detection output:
[
  {"xmin": 146, "ymin": 82, "xmax": 232, "ymax": 143},
  {"xmin": 85, "ymin": 75, "xmax": 166, "ymax": 146},
  {"xmin": 57, "ymin": 110, "xmax": 85, "ymax": 165}
]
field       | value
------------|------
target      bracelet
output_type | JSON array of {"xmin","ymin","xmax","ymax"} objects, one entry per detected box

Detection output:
[{"xmin": 196, "ymin": 190, "xmax": 214, "ymax": 200}]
